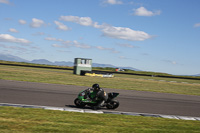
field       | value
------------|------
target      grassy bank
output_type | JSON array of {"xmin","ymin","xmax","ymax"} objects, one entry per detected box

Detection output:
[
  {"xmin": 1, "ymin": 60, "xmax": 200, "ymax": 80},
  {"xmin": 1, "ymin": 106, "xmax": 200, "ymax": 132},
  {"xmin": 0, "ymin": 65, "xmax": 200, "ymax": 96}
]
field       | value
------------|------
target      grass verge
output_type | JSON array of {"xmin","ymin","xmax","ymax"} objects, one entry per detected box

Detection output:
[
  {"xmin": 1, "ymin": 106, "xmax": 200, "ymax": 132},
  {"xmin": 1, "ymin": 65, "xmax": 200, "ymax": 96},
  {"xmin": 0, "ymin": 65, "xmax": 200, "ymax": 96}
]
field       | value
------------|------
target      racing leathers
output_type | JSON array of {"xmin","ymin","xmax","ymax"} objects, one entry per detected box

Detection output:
[{"xmin": 83, "ymin": 88, "xmax": 108, "ymax": 109}]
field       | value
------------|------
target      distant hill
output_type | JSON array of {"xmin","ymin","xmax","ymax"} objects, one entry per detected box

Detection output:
[
  {"xmin": 30, "ymin": 59, "xmax": 74, "ymax": 66},
  {"xmin": 92, "ymin": 63, "xmax": 141, "ymax": 71},
  {"xmin": 0, "ymin": 53, "xmax": 139, "ymax": 71},
  {"xmin": 119, "ymin": 67, "xmax": 141, "ymax": 71},
  {"xmin": 1, "ymin": 54, "xmax": 199, "ymax": 76},
  {"xmin": 0, "ymin": 54, "xmax": 28, "ymax": 62},
  {"xmin": 194, "ymin": 74, "xmax": 200, "ymax": 77},
  {"xmin": 31, "ymin": 59, "xmax": 54, "ymax": 65},
  {"xmin": 54, "ymin": 61, "xmax": 74, "ymax": 66},
  {"xmin": 92, "ymin": 63, "xmax": 116, "ymax": 68}
]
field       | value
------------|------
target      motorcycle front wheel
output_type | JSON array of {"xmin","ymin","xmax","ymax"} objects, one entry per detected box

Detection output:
[
  {"xmin": 106, "ymin": 100, "xmax": 119, "ymax": 109},
  {"xmin": 74, "ymin": 98, "xmax": 86, "ymax": 108}
]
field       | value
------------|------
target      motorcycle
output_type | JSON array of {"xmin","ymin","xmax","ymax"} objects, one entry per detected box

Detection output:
[{"xmin": 74, "ymin": 90, "xmax": 119, "ymax": 109}]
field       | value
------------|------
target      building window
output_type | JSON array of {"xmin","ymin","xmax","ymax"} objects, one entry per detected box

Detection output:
[
  {"xmin": 81, "ymin": 59, "xmax": 85, "ymax": 64},
  {"xmin": 81, "ymin": 59, "xmax": 90, "ymax": 64},
  {"xmin": 86, "ymin": 60, "xmax": 90, "ymax": 64}
]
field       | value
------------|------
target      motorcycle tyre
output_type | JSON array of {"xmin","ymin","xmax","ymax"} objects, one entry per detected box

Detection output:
[
  {"xmin": 74, "ymin": 98, "xmax": 86, "ymax": 108},
  {"xmin": 106, "ymin": 100, "xmax": 119, "ymax": 109}
]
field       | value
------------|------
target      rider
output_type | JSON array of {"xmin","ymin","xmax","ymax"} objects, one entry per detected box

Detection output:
[
  {"xmin": 85, "ymin": 84, "xmax": 108, "ymax": 110},
  {"xmin": 92, "ymin": 84, "xmax": 108, "ymax": 110}
]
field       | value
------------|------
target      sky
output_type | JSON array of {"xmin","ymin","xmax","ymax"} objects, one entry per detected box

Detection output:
[{"xmin": 0, "ymin": 0, "xmax": 200, "ymax": 75}]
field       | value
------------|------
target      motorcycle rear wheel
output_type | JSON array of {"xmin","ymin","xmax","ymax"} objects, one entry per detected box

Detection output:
[
  {"xmin": 74, "ymin": 98, "xmax": 86, "ymax": 108},
  {"xmin": 106, "ymin": 100, "xmax": 119, "ymax": 109}
]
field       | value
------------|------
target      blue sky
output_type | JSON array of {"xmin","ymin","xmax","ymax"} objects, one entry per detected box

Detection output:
[{"xmin": 0, "ymin": 0, "xmax": 200, "ymax": 75}]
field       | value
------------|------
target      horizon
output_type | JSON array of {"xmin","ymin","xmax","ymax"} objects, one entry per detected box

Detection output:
[
  {"xmin": 0, "ymin": 0, "xmax": 200, "ymax": 75},
  {"xmin": 0, "ymin": 53, "xmax": 140, "ymax": 70},
  {"xmin": 1, "ymin": 53, "xmax": 200, "ymax": 76}
]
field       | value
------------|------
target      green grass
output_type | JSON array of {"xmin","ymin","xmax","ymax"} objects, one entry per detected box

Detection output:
[
  {"xmin": 1, "ymin": 106, "xmax": 200, "ymax": 132},
  {"xmin": 1, "ymin": 60, "xmax": 200, "ymax": 80},
  {"xmin": 0, "ymin": 65, "xmax": 200, "ymax": 96},
  {"xmin": 93, "ymin": 67, "xmax": 200, "ymax": 80},
  {"xmin": 1, "ymin": 61, "xmax": 200, "ymax": 132}
]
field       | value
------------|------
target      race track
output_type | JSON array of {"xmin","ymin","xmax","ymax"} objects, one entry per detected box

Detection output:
[{"xmin": 0, "ymin": 79, "xmax": 200, "ymax": 117}]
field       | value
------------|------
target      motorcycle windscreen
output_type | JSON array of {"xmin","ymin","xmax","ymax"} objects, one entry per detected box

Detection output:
[{"xmin": 108, "ymin": 92, "xmax": 119, "ymax": 99}]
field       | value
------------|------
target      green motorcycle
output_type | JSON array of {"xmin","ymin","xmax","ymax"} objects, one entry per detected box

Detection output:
[{"xmin": 74, "ymin": 89, "xmax": 119, "ymax": 109}]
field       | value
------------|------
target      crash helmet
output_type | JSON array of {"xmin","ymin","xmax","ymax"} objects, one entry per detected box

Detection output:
[{"xmin": 92, "ymin": 84, "xmax": 100, "ymax": 92}]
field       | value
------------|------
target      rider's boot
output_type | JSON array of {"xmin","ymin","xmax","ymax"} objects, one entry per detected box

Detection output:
[{"xmin": 92, "ymin": 100, "xmax": 105, "ymax": 110}]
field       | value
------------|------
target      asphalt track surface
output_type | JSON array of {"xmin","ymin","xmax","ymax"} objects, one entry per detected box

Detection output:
[{"xmin": 0, "ymin": 79, "xmax": 200, "ymax": 117}]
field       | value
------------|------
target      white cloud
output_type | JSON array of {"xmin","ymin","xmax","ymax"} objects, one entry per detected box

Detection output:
[
  {"xmin": 45, "ymin": 37, "xmax": 57, "ymax": 41},
  {"xmin": 133, "ymin": 7, "xmax": 161, "ymax": 16},
  {"xmin": 54, "ymin": 21, "xmax": 70, "ymax": 31},
  {"xmin": 119, "ymin": 56, "xmax": 127, "ymax": 59},
  {"xmin": 96, "ymin": 46, "xmax": 120, "ymax": 53},
  {"xmin": 59, "ymin": 16, "xmax": 94, "ymax": 26},
  {"xmin": 0, "ymin": 43, "xmax": 40, "ymax": 55},
  {"xmin": 19, "ymin": 19, "xmax": 26, "ymax": 25},
  {"xmin": 172, "ymin": 61, "xmax": 177, "ymax": 65},
  {"xmin": 32, "ymin": 32, "xmax": 45, "ymax": 36},
  {"xmin": 103, "ymin": 0, "xmax": 123, "ymax": 5},
  {"xmin": 0, "ymin": 0, "xmax": 10, "ymax": 4},
  {"xmin": 60, "ymin": 16, "xmax": 79, "ymax": 22},
  {"xmin": 116, "ymin": 43, "xmax": 138, "ymax": 48},
  {"xmin": 45, "ymin": 37, "xmax": 63, "ymax": 42},
  {"xmin": 49, "ymin": 36, "xmax": 120, "ymax": 53},
  {"xmin": 9, "ymin": 28, "xmax": 18, "ymax": 33},
  {"xmin": 96, "ymin": 46, "xmax": 113, "ymax": 50},
  {"xmin": 52, "ymin": 44, "xmax": 62, "ymax": 48},
  {"xmin": 163, "ymin": 60, "xmax": 177, "ymax": 65},
  {"xmin": 53, "ymin": 42, "xmax": 119, "ymax": 53},
  {"xmin": 60, "ymin": 15, "xmax": 152, "ymax": 41},
  {"xmin": 50, "ymin": 38, "xmax": 91, "ymax": 49},
  {"xmin": 78, "ymin": 17, "xmax": 93, "ymax": 26},
  {"xmin": 0, "ymin": 43, "xmax": 27, "ymax": 51},
  {"xmin": 0, "ymin": 34, "xmax": 31, "ymax": 44},
  {"xmin": 112, "ymin": 50, "xmax": 120, "ymax": 53},
  {"xmin": 57, "ymin": 49, "xmax": 71, "ymax": 53},
  {"xmin": 61, "ymin": 41, "xmax": 72, "ymax": 47},
  {"xmin": 64, "ymin": 40, "xmax": 91, "ymax": 49},
  {"xmin": 30, "ymin": 18, "xmax": 45, "ymax": 28},
  {"xmin": 102, "ymin": 26, "xmax": 152, "ymax": 41},
  {"xmin": 194, "ymin": 23, "xmax": 200, "ymax": 28},
  {"xmin": 73, "ymin": 40, "xmax": 91, "ymax": 49},
  {"xmin": 118, "ymin": 56, "xmax": 134, "ymax": 59}
]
